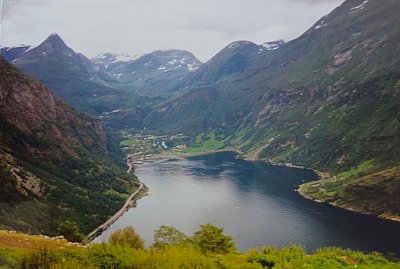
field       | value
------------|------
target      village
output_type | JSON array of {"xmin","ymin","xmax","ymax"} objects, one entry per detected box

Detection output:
[{"xmin": 120, "ymin": 131, "xmax": 189, "ymax": 164}]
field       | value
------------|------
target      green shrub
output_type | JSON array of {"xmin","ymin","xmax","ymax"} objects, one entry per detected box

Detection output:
[
  {"xmin": 191, "ymin": 224, "xmax": 237, "ymax": 255},
  {"xmin": 108, "ymin": 226, "xmax": 145, "ymax": 249},
  {"xmin": 57, "ymin": 221, "xmax": 84, "ymax": 243},
  {"xmin": 153, "ymin": 225, "xmax": 188, "ymax": 249}
]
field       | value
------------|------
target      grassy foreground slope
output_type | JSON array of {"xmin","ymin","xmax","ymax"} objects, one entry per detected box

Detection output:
[{"xmin": 0, "ymin": 230, "xmax": 399, "ymax": 269}]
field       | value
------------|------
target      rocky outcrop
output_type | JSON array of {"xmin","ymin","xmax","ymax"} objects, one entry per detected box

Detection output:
[{"xmin": 0, "ymin": 57, "xmax": 106, "ymax": 158}]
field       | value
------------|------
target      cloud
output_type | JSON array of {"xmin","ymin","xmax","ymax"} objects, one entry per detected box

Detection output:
[{"xmin": 2, "ymin": 0, "xmax": 343, "ymax": 61}]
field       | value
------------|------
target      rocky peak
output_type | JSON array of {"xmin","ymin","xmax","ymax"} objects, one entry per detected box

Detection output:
[
  {"xmin": 12, "ymin": 33, "xmax": 75, "ymax": 65},
  {"xmin": 40, "ymin": 33, "xmax": 70, "ymax": 52}
]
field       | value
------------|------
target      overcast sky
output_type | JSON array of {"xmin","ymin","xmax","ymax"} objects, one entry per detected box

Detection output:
[{"xmin": 2, "ymin": 0, "xmax": 343, "ymax": 62}]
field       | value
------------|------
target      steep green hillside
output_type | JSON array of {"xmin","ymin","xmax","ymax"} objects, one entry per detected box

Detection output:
[
  {"xmin": 0, "ymin": 58, "xmax": 140, "ymax": 236},
  {"xmin": 141, "ymin": 0, "xmax": 400, "ymax": 219}
]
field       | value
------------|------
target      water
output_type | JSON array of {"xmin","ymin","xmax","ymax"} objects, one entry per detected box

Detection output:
[{"xmin": 95, "ymin": 151, "xmax": 400, "ymax": 255}]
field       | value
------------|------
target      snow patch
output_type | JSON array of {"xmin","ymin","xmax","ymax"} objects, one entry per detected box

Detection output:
[
  {"xmin": 92, "ymin": 53, "xmax": 143, "ymax": 66},
  {"xmin": 4, "ymin": 44, "xmax": 30, "ymax": 50},
  {"xmin": 167, "ymin": 59, "xmax": 178, "ymax": 65},
  {"xmin": 24, "ymin": 45, "xmax": 35, "ymax": 53},
  {"xmin": 114, "ymin": 53, "xmax": 142, "ymax": 62},
  {"xmin": 260, "ymin": 40, "xmax": 285, "ymax": 52},
  {"xmin": 350, "ymin": 0, "xmax": 369, "ymax": 11},
  {"xmin": 187, "ymin": 64, "xmax": 199, "ymax": 71},
  {"xmin": 158, "ymin": 57, "xmax": 200, "ymax": 72},
  {"xmin": 262, "ymin": 43, "xmax": 280, "ymax": 50},
  {"xmin": 96, "ymin": 54, "xmax": 108, "ymax": 60},
  {"xmin": 315, "ymin": 23, "xmax": 328, "ymax": 30},
  {"xmin": 228, "ymin": 43, "xmax": 237, "ymax": 49},
  {"xmin": 313, "ymin": 19, "xmax": 329, "ymax": 30}
]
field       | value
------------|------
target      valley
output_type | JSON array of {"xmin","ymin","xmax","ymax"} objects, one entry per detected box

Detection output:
[{"xmin": 1, "ymin": 0, "xmax": 400, "ymax": 267}]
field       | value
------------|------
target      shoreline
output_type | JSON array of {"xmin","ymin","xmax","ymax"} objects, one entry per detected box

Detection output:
[
  {"xmin": 238, "ymin": 153, "xmax": 400, "ymax": 223},
  {"xmin": 86, "ymin": 180, "xmax": 149, "ymax": 242},
  {"xmin": 136, "ymin": 148, "xmax": 241, "ymax": 163},
  {"xmin": 84, "ymin": 149, "xmax": 237, "ymax": 242},
  {"xmin": 298, "ymin": 183, "xmax": 400, "ymax": 223},
  {"xmin": 173, "ymin": 149, "xmax": 400, "ymax": 224},
  {"xmin": 286, "ymin": 165, "xmax": 400, "ymax": 224},
  {"xmin": 256, "ymin": 159, "xmax": 400, "ymax": 223},
  {"xmin": 89, "ymin": 148, "xmax": 400, "ymax": 242}
]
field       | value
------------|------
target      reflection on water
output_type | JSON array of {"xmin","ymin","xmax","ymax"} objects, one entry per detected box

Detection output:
[{"xmin": 95, "ymin": 152, "xmax": 400, "ymax": 255}]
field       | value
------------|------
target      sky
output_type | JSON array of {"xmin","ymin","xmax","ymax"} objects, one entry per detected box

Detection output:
[{"xmin": 1, "ymin": 0, "xmax": 344, "ymax": 62}]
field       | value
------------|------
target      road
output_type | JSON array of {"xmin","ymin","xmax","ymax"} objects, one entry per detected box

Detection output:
[{"xmin": 86, "ymin": 180, "xmax": 145, "ymax": 242}]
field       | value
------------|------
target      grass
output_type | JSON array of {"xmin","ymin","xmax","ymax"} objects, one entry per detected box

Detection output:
[
  {"xmin": 120, "ymin": 137, "xmax": 152, "ymax": 147},
  {"xmin": 183, "ymin": 132, "xmax": 227, "ymax": 154},
  {"xmin": 338, "ymin": 160, "xmax": 377, "ymax": 180},
  {"xmin": 0, "ymin": 230, "xmax": 399, "ymax": 269},
  {"xmin": 300, "ymin": 165, "xmax": 400, "ymax": 220},
  {"xmin": 0, "ymin": 231, "xmax": 84, "ymax": 250}
]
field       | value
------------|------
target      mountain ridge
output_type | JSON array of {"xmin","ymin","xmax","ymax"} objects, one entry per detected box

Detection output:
[
  {"xmin": 7, "ymin": 33, "xmax": 153, "ymax": 116},
  {"xmin": 93, "ymin": 49, "xmax": 202, "ymax": 97}
]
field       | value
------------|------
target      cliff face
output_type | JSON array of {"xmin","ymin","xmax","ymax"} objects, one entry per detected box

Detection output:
[
  {"xmin": 0, "ymin": 57, "xmax": 136, "ymax": 235},
  {"xmin": 0, "ymin": 57, "xmax": 106, "ymax": 158}
]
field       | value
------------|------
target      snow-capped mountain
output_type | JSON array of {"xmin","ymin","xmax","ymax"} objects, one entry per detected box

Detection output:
[
  {"xmin": 1, "ymin": 45, "xmax": 32, "ymax": 62},
  {"xmin": 260, "ymin": 40, "xmax": 285, "ymax": 52},
  {"xmin": 6, "ymin": 33, "xmax": 137, "ymax": 113},
  {"xmin": 92, "ymin": 50, "xmax": 202, "ymax": 96},
  {"xmin": 92, "ymin": 52, "xmax": 144, "ymax": 68},
  {"xmin": 173, "ymin": 39, "xmax": 286, "ymax": 91}
]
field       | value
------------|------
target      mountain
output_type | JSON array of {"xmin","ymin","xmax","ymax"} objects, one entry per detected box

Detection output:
[
  {"xmin": 1, "ymin": 45, "xmax": 32, "ymax": 62},
  {"xmin": 0, "ymin": 57, "xmax": 141, "ymax": 235},
  {"xmin": 9, "ymin": 33, "xmax": 148, "ymax": 115},
  {"xmin": 141, "ymin": 39, "xmax": 288, "ymax": 134},
  {"xmin": 92, "ymin": 52, "xmax": 143, "ymax": 68},
  {"xmin": 93, "ymin": 50, "xmax": 202, "ymax": 97},
  {"xmin": 173, "ymin": 40, "xmax": 285, "ymax": 92},
  {"xmin": 141, "ymin": 0, "xmax": 400, "ymax": 219}
]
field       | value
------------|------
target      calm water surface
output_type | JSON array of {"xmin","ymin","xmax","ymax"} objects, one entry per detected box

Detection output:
[{"xmin": 95, "ymin": 152, "xmax": 400, "ymax": 255}]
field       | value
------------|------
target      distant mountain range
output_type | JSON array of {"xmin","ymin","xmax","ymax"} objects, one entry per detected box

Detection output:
[
  {"xmin": 92, "ymin": 50, "xmax": 202, "ymax": 97},
  {"xmin": 5, "ymin": 33, "xmax": 138, "ymax": 115}
]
